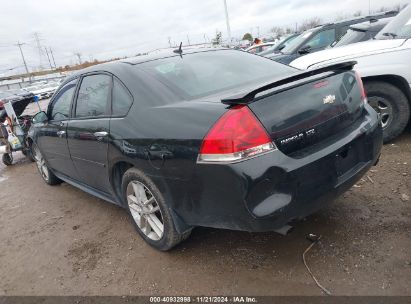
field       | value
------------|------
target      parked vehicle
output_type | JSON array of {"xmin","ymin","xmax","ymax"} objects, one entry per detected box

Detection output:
[
  {"xmin": 332, "ymin": 17, "xmax": 394, "ymax": 48},
  {"xmin": 258, "ymin": 33, "xmax": 300, "ymax": 56},
  {"xmin": 290, "ymin": 5, "xmax": 411, "ymax": 142},
  {"xmin": 266, "ymin": 11, "xmax": 398, "ymax": 65},
  {"xmin": 245, "ymin": 42, "xmax": 276, "ymax": 54},
  {"xmin": 23, "ymin": 85, "xmax": 48, "ymax": 100},
  {"xmin": 0, "ymin": 99, "xmax": 34, "ymax": 165},
  {"xmin": 6, "ymin": 88, "xmax": 35, "ymax": 99},
  {"xmin": 0, "ymin": 91, "xmax": 32, "ymax": 112},
  {"xmin": 28, "ymin": 48, "xmax": 382, "ymax": 250}
]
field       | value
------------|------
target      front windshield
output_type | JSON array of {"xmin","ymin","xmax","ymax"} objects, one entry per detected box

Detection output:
[
  {"xmin": 334, "ymin": 29, "xmax": 367, "ymax": 47},
  {"xmin": 281, "ymin": 30, "xmax": 314, "ymax": 54},
  {"xmin": 258, "ymin": 38, "xmax": 286, "ymax": 56},
  {"xmin": 375, "ymin": 5, "xmax": 411, "ymax": 39}
]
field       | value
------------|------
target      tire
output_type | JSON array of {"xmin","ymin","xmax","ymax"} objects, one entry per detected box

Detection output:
[
  {"xmin": 121, "ymin": 168, "xmax": 192, "ymax": 251},
  {"xmin": 364, "ymin": 81, "xmax": 410, "ymax": 143},
  {"xmin": 2, "ymin": 153, "xmax": 13, "ymax": 166},
  {"xmin": 32, "ymin": 143, "xmax": 62, "ymax": 185},
  {"xmin": 25, "ymin": 141, "xmax": 35, "ymax": 162}
]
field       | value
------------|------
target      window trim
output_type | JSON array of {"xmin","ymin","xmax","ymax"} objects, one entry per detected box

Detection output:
[
  {"xmin": 47, "ymin": 78, "xmax": 79, "ymax": 122},
  {"xmin": 110, "ymin": 75, "xmax": 134, "ymax": 118},
  {"xmin": 71, "ymin": 72, "xmax": 113, "ymax": 121}
]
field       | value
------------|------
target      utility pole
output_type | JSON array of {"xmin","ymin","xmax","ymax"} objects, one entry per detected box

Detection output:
[
  {"xmin": 49, "ymin": 47, "xmax": 57, "ymax": 68},
  {"xmin": 186, "ymin": 34, "xmax": 191, "ymax": 46},
  {"xmin": 15, "ymin": 41, "xmax": 30, "ymax": 75},
  {"xmin": 44, "ymin": 47, "xmax": 53, "ymax": 70},
  {"xmin": 34, "ymin": 32, "xmax": 44, "ymax": 70},
  {"xmin": 223, "ymin": 0, "xmax": 232, "ymax": 45}
]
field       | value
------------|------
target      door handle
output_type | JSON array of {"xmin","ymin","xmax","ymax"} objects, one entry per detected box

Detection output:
[
  {"xmin": 56, "ymin": 130, "xmax": 66, "ymax": 137},
  {"xmin": 94, "ymin": 131, "xmax": 108, "ymax": 141}
]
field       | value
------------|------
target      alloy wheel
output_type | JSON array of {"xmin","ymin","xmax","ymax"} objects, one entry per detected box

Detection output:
[
  {"xmin": 33, "ymin": 146, "xmax": 49, "ymax": 181},
  {"xmin": 368, "ymin": 96, "xmax": 393, "ymax": 129},
  {"xmin": 126, "ymin": 180, "xmax": 164, "ymax": 240}
]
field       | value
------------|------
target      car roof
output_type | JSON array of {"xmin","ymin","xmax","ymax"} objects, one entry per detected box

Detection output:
[
  {"xmin": 122, "ymin": 47, "xmax": 228, "ymax": 65},
  {"xmin": 349, "ymin": 17, "xmax": 394, "ymax": 31},
  {"xmin": 64, "ymin": 47, "xmax": 231, "ymax": 82}
]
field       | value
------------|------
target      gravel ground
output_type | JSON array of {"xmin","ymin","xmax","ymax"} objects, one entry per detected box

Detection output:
[{"xmin": 0, "ymin": 101, "xmax": 409, "ymax": 296}]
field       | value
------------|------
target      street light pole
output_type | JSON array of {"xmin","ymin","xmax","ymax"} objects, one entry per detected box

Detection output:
[{"xmin": 223, "ymin": 0, "xmax": 232, "ymax": 45}]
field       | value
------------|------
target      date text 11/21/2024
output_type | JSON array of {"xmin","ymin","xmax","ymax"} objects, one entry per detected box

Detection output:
[{"xmin": 149, "ymin": 296, "xmax": 257, "ymax": 303}]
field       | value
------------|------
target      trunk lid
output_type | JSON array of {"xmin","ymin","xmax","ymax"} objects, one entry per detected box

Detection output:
[{"xmin": 248, "ymin": 70, "xmax": 365, "ymax": 156}]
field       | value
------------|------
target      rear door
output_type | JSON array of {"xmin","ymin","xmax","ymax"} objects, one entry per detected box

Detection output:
[
  {"xmin": 37, "ymin": 79, "xmax": 78, "ymax": 178},
  {"xmin": 66, "ymin": 73, "xmax": 112, "ymax": 193}
]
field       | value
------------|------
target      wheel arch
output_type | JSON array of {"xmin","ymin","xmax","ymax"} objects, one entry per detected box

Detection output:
[
  {"xmin": 362, "ymin": 74, "xmax": 411, "ymax": 106},
  {"xmin": 110, "ymin": 160, "xmax": 134, "ymax": 204},
  {"xmin": 109, "ymin": 160, "xmax": 192, "ymax": 233}
]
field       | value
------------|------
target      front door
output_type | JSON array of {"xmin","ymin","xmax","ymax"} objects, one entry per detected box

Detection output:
[
  {"xmin": 66, "ymin": 73, "xmax": 112, "ymax": 193},
  {"xmin": 37, "ymin": 79, "xmax": 78, "ymax": 179}
]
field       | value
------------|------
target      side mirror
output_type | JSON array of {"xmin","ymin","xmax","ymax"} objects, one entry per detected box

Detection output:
[
  {"xmin": 298, "ymin": 45, "xmax": 312, "ymax": 54},
  {"xmin": 32, "ymin": 111, "xmax": 48, "ymax": 124}
]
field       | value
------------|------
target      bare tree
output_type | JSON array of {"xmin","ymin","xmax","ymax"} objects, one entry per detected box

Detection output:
[
  {"xmin": 353, "ymin": 10, "xmax": 362, "ymax": 17},
  {"xmin": 299, "ymin": 17, "xmax": 322, "ymax": 32},
  {"xmin": 270, "ymin": 26, "xmax": 284, "ymax": 38}
]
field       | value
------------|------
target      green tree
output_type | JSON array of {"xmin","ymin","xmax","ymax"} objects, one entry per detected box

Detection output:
[{"xmin": 242, "ymin": 33, "xmax": 253, "ymax": 41}]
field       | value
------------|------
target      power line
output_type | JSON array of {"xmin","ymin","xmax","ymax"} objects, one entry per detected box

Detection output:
[
  {"xmin": 44, "ymin": 47, "xmax": 53, "ymax": 70},
  {"xmin": 49, "ymin": 47, "xmax": 57, "ymax": 68},
  {"xmin": 33, "ymin": 32, "xmax": 44, "ymax": 70}
]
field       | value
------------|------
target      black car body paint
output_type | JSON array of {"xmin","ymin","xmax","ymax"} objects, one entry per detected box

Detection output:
[{"xmin": 29, "ymin": 48, "xmax": 382, "ymax": 234}]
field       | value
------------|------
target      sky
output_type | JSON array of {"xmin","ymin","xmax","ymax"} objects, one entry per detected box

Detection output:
[{"xmin": 0, "ymin": 0, "xmax": 409, "ymax": 76}]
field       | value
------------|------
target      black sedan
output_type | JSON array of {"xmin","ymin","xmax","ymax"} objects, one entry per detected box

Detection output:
[{"xmin": 28, "ymin": 48, "xmax": 382, "ymax": 250}]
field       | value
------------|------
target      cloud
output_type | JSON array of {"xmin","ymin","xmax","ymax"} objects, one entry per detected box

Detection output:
[{"xmin": 0, "ymin": 0, "xmax": 407, "ymax": 75}]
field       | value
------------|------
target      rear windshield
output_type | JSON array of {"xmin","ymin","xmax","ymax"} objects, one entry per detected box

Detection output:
[{"xmin": 136, "ymin": 50, "xmax": 294, "ymax": 99}]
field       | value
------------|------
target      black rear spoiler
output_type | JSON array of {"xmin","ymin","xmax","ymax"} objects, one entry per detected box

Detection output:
[{"xmin": 221, "ymin": 61, "xmax": 357, "ymax": 105}]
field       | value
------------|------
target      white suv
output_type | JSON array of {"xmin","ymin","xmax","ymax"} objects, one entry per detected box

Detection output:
[{"xmin": 290, "ymin": 5, "xmax": 411, "ymax": 142}]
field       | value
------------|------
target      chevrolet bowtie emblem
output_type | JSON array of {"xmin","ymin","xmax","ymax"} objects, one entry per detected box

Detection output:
[{"xmin": 323, "ymin": 95, "xmax": 336, "ymax": 104}]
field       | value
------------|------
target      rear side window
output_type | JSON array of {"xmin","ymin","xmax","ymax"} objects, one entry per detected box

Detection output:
[
  {"xmin": 50, "ymin": 79, "xmax": 77, "ymax": 121},
  {"xmin": 112, "ymin": 78, "xmax": 133, "ymax": 116},
  {"xmin": 75, "ymin": 74, "xmax": 111, "ymax": 118}
]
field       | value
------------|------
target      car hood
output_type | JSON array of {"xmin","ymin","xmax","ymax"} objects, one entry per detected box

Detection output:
[{"xmin": 290, "ymin": 39, "xmax": 407, "ymax": 70}]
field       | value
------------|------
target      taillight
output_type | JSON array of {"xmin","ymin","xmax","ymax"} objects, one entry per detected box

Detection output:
[
  {"xmin": 197, "ymin": 105, "xmax": 276, "ymax": 163},
  {"xmin": 355, "ymin": 71, "xmax": 367, "ymax": 104}
]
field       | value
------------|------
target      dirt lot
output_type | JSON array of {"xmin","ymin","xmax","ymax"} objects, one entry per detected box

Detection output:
[{"xmin": 0, "ymin": 101, "xmax": 410, "ymax": 295}]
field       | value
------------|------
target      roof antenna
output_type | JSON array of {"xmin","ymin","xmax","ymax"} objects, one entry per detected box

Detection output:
[{"xmin": 173, "ymin": 42, "xmax": 183, "ymax": 57}]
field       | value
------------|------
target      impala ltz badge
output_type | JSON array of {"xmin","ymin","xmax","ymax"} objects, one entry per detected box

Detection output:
[{"xmin": 323, "ymin": 95, "xmax": 336, "ymax": 104}]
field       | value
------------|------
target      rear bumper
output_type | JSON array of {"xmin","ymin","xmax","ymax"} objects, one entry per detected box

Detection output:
[{"xmin": 164, "ymin": 105, "xmax": 382, "ymax": 232}]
